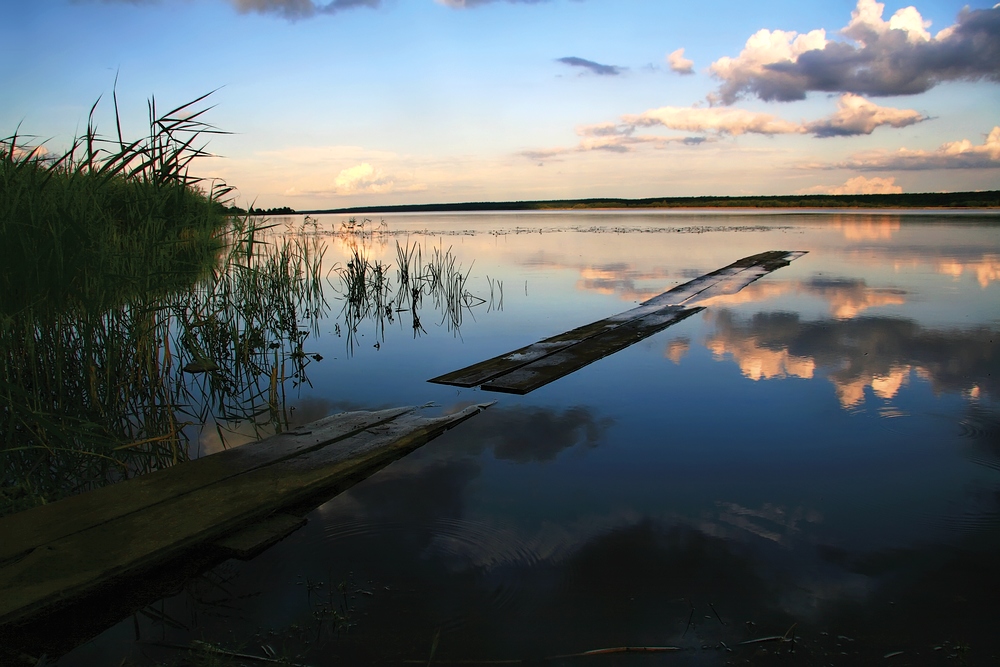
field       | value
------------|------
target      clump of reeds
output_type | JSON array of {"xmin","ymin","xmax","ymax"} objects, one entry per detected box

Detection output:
[
  {"xmin": 330, "ymin": 237, "xmax": 488, "ymax": 350},
  {"xmin": 0, "ymin": 92, "xmax": 328, "ymax": 516},
  {"xmin": 1, "ymin": 91, "xmax": 232, "ymax": 315}
]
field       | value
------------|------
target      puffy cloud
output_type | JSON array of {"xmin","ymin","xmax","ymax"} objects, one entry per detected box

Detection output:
[
  {"xmin": 835, "ymin": 126, "xmax": 1000, "ymax": 170},
  {"xmin": 800, "ymin": 175, "xmax": 904, "ymax": 195},
  {"xmin": 667, "ymin": 48, "xmax": 694, "ymax": 75},
  {"xmin": 333, "ymin": 162, "xmax": 394, "ymax": 194},
  {"xmin": 556, "ymin": 57, "xmax": 623, "ymax": 76},
  {"xmin": 624, "ymin": 105, "xmax": 802, "ymax": 136},
  {"xmin": 709, "ymin": 0, "xmax": 1000, "ymax": 103},
  {"xmin": 804, "ymin": 93, "xmax": 925, "ymax": 137}
]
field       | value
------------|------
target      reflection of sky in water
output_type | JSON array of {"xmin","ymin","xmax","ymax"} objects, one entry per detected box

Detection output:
[{"xmin": 70, "ymin": 211, "xmax": 1000, "ymax": 665}]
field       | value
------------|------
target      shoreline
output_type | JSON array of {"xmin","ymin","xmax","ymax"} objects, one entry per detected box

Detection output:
[{"xmin": 294, "ymin": 190, "xmax": 1000, "ymax": 215}]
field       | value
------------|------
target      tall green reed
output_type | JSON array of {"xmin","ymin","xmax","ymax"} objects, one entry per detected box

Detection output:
[{"xmin": 0, "ymin": 94, "xmax": 326, "ymax": 516}]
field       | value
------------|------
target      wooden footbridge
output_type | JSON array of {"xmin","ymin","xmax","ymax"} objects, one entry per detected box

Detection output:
[{"xmin": 0, "ymin": 404, "xmax": 491, "ymax": 631}]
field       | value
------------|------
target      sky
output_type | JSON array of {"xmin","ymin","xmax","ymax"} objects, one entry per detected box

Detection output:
[{"xmin": 3, "ymin": 0, "xmax": 999, "ymax": 209}]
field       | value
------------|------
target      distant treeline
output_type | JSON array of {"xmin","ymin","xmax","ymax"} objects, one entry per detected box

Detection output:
[
  {"xmin": 302, "ymin": 191, "xmax": 1000, "ymax": 215},
  {"xmin": 230, "ymin": 205, "xmax": 297, "ymax": 216}
]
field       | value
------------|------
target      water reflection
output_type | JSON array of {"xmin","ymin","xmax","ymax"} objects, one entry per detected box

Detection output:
[
  {"xmin": 0, "ymin": 220, "xmax": 328, "ymax": 514},
  {"xmin": 704, "ymin": 309, "xmax": 998, "ymax": 408},
  {"xmin": 40, "ymin": 211, "xmax": 1000, "ymax": 665},
  {"xmin": 435, "ymin": 404, "xmax": 614, "ymax": 463},
  {"xmin": 937, "ymin": 255, "xmax": 1000, "ymax": 287},
  {"xmin": 700, "ymin": 277, "xmax": 907, "ymax": 319},
  {"xmin": 830, "ymin": 213, "xmax": 901, "ymax": 241},
  {"xmin": 327, "ymin": 234, "xmax": 498, "ymax": 350}
]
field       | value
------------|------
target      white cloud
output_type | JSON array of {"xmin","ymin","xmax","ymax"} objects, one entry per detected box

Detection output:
[
  {"xmin": 709, "ymin": 0, "xmax": 1000, "ymax": 103},
  {"xmin": 624, "ymin": 106, "xmax": 803, "ymax": 136},
  {"xmin": 800, "ymin": 175, "xmax": 904, "ymax": 195},
  {"xmin": 333, "ymin": 162, "xmax": 395, "ymax": 194},
  {"xmin": 804, "ymin": 93, "xmax": 926, "ymax": 137},
  {"xmin": 708, "ymin": 27, "xmax": 828, "ymax": 103},
  {"xmin": 667, "ymin": 48, "xmax": 694, "ymax": 75},
  {"xmin": 842, "ymin": 0, "xmax": 931, "ymax": 45},
  {"xmin": 835, "ymin": 126, "xmax": 1000, "ymax": 170}
]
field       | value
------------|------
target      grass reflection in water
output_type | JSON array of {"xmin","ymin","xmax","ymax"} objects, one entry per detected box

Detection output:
[
  {"xmin": 0, "ymin": 93, "xmax": 330, "ymax": 516},
  {"xmin": 329, "ymin": 219, "xmax": 492, "ymax": 353}
]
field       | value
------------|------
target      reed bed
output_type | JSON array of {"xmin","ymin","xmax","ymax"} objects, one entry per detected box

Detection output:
[{"xmin": 0, "ymin": 94, "xmax": 327, "ymax": 516}]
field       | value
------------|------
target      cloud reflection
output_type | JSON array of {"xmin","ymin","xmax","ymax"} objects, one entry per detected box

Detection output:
[
  {"xmin": 937, "ymin": 256, "xmax": 1000, "ymax": 287},
  {"xmin": 701, "ymin": 276, "xmax": 907, "ymax": 319},
  {"xmin": 706, "ymin": 309, "xmax": 999, "ymax": 407},
  {"xmin": 830, "ymin": 213, "xmax": 901, "ymax": 240},
  {"xmin": 444, "ymin": 405, "xmax": 614, "ymax": 463}
]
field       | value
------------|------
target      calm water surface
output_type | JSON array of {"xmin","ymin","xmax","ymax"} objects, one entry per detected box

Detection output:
[{"xmin": 67, "ymin": 211, "xmax": 999, "ymax": 665}]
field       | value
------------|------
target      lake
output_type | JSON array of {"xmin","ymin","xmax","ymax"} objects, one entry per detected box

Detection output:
[{"xmin": 58, "ymin": 210, "xmax": 1000, "ymax": 665}]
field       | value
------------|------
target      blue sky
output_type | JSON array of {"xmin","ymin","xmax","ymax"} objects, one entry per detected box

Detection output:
[{"xmin": 3, "ymin": 0, "xmax": 999, "ymax": 208}]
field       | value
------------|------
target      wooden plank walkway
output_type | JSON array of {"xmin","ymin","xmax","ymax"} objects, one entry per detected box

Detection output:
[
  {"xmin": 429, "ymin": 250, "xmax": 806, "ymax": 394},
  {"xmin": 0, "ymin": 404, "xmax": 490, "ymax": 628}
]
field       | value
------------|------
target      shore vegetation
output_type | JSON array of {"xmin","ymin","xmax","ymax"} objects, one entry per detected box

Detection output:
[{"xmin": 0, "ymin": 93, "xmax": 325, "ymax": 516}]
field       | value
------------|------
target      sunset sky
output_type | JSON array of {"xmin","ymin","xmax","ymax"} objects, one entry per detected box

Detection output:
[{"xmin": 4, "ymin": 0, "xmax": 999, "ymax": 208}]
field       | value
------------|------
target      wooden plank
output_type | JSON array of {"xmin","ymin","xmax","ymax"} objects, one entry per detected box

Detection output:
[
  {"xmin": 428, "ymin": 251, "xmax": 806, "ymax": 389},
  {"xmin": 213, "ymin": 513, "xmax": 307, "ymax": 560},
  {"xmin": 0, "ymin": 403, "xmax": 491, "ymax": 626},
  {"xmin": 0, "ymin": 406, "xmax": 414, "ymax": 566},
  {"xmin": 480, "ymin": 306, "xmax": 703, "ymax": 394}
]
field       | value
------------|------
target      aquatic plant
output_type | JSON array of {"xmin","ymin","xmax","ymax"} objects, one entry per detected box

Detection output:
[
  {"xmin": 330, "ymin": 237, "xmax": 488, "ymax": 352},
  {"xmin": 0, "ymin": 94, "xmax": 328, "ymax": 516}
]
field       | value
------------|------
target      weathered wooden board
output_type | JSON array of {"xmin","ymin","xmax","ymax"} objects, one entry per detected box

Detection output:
[
  {"xmin": 0, "ymin": 406, "xmax": 414, "ymax": 567},
  {"xmin": 0, "ymin": 404, "xmax": 490, "ymax": 627},
  {"xmin": 213, "ymin": 513, "xmax": 308, "ymax": 560},
  {"xmin": 429, "ymin": 250, "xmax": 806, "ymax": 391},
  {"xmin": 481, "ymin": 306, "xmax": 703, "ymax": 394}
]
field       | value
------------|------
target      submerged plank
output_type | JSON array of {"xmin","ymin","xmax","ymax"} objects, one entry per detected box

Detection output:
[
  {"xmin": 481, "ymin": 306, "xmax": 703, "ymax": 394},
  {"xmin": 429, "ymin": 250, "xmax": 806, "ymax": 390},
  {"xmin": 213, "ymin": 513, "xmax": 307, "ymax": 560},
  {"xmin": 0, "ymin": 406, "xmax": 414, "ymax": 566},
  {"xmin": 0, "ymin": 403, "xmax": 490, "ymax": 626}
]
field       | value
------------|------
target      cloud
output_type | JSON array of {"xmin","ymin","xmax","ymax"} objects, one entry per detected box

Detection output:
[
  {"xmin": 666, "ymin": 48, "xmax": 694, "ymax": 75},
  {"xmin": 800, "ymin": 175, "xmax": 904, "ymax": 195},
  {"xmin": 230, "ymin": 0, "xmax": 381, "ymax": 19},
  {"xmin": 834, "ymin": 126, "xmax": 1000, "ymax": 170},
  {"xmin": 520, "ymin": 127, "xmax": 709, "ymax": 161},
  {"xmin": 332, "ymin": 162, "xmax": 395, "ymax": 194},
  {"xmin": 709, "ymin": 0, "xmax": 1000, "ymax": 103},
  {"xmin": 521, "ymin": 93, "xmax": 924, "ymax": 162},
  {"xmin": 437, "ymin": 0, "xmax": 553, "ymax": 6},
  {"xmin": 557, "ymin": 57, "xmax": 623, "ymax": 76},
  {"xmin": 621, "ymin": 95, "xmax": 923, "ymax": 138},
  {"xmin": 624, "ymin": 105, "xmax": 802, "ymax": 136},
  {"xmin": 804, "ymin": 93, "xmax": 925, "ymax": 137}
]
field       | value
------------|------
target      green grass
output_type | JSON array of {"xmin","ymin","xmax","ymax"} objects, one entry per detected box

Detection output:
[{"xmin": 0, "ymin": 93, "xmax": 327, "ymax": 516}]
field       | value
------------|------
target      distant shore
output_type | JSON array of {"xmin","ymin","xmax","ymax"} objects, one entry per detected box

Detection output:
[{"xmin": 292, "ymin": 191, "xmax": 1000, "ymax": 215}]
